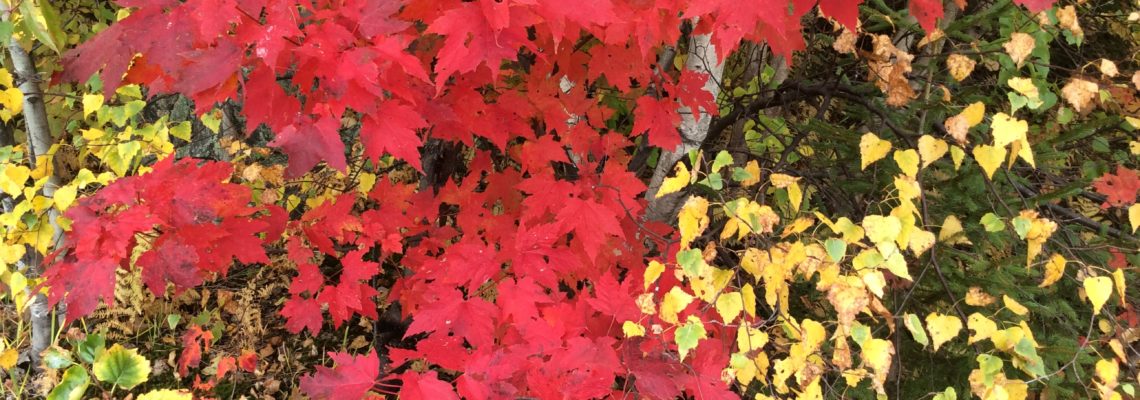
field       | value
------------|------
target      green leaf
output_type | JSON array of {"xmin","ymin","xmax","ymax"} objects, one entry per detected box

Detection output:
[
  {"xmin": 167, "ymin": 314, "xmax": 182, "ymax": 330},
  {"xmin": 42, "ymin": 346, "xmax": 74, "ymax": 369},
  {"xmin": 0, "ymin": 21, "xmax": 14, "ymax": 45},
  {"xmin": 75, "ymin": 334, "xmax": 105, "ymax": 364},
  {"xmin": 731, "ymin": 167, "xmax": 753, "ymax": 182},
  {"xmin": 932, "ymin": 387, "xmax": 957, "ymax": 400},
  {"xmin": 1011, "ymin": 215, "xmax": 1032, "ymax": 239},
  {"xmin": 47, "ymin": 365, "xmax": 89, "ymax": 400},
  {"xmin": 824, "ymin": 238, "xmax": 846, "ymax": 263},
  {"xmin": 676, "ymin": 249, "xmax": 703, "ymax": 277},
  {"xmin": 18, "ymin": 0, "xmax": 67, "ymax": 54},
  {"xmin": 1013, "ymin": 337, "xmax": 1046, "ymax": 378},
  {"xmin": 675, "ymin": 316, "xmax": 707, "ymax": 360},
  {"xmin": 711, "ymin": 150, "xmax": 733, "ymax": 172},
  {"xmin": 976, "ymin": 354, "xmax": 1004, "ymax": 387},
  {"xmin": 903, "ymin": 313, "xmax": 930, "ymax": 347},
  {"xmin": 980, "ymin": 213, "xmax": 1004, "ymax": 232},
  {"xmin": 92, "ymin": 344, "xmax": 150, "ymax": 389},
  {"xmin": 850, "ymin": 322, "xmax": 871, "ymax": 347}
]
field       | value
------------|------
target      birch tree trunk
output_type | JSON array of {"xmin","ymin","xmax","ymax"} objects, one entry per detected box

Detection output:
[
  {"xmin": 644, "ymin": 31, "xmax": 724, "ymax": 221},
  {"xmin": 2, "ymin": 3, "xmax": 65, "ymax": 364}
]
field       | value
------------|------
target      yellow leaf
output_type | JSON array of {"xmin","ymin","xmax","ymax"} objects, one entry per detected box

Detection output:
[
  {"xmin": 1040, "ymin": 254, "xmax": 1066, "ymax": 287},
  {"xmin": 0, "ymin": 243, "xmax": 26, "ymax": 264},
  {"xmin": 861, "ymin": 270, "xmax": 886, "ymax": 298},
  {"xmin": 938, "ymin": 215, "xmax": 971, "ymax": 245},
  {"xmin": 138, "ymin": 390, "xmax": 194, "ymax": 400},
  {"xmin": 1003, "ymin": 32, "xmax": 1035, "ymax": 67},
  {"xmin": 786, "ymin": 181, "xmax": 803, "ymax": 212},
  {"xmin": 660, "ymin": 287, "xmax": 694, "ymax": 324},
  {"xmin": 1112, "ymin": 269, "xmax": 1126, "ymax": 307},
  {"xmin": 860, "ymin": 132, "xmax": 892, "ymax": 170},
  {"xmin": 1096, "ymin": 359, "xmax": 1119, "ymax": 388},
  {"xmin": 908, "ymin": 229, "xmax": 935, "ymax": 257},
  {"xmin": 0, "ymin": 164, "xmax": 31, "ymax": 196},
  {"xmin": 893, "ymin": 149, "xmax": 920, "ymax": 177},
  {"xmin": 1003, "ymin": 295, "xmax": 1029, "ymax": 316},
  {"xmin": 742, "ymin": 283, "xmax": 757, "ymax": 318},
  {"xmin": 656, "ymin": 162, "xmax": 691, "ymax": 198},
  {"xmin": 961, "ymin": 102, "xmax": 986, "ymax": 127},
  {"xmin": 636, "ymin": 293, "xmax": 655, "ymax": 315},
  {"xmin": 1084, "ymin": 276, "xmax": 1113, "ymax": 315},
  {"xmin": 967, "ymin": 313, "xmax": 997, "ymax": 344},
  {"xmin": 742, "ymin": 160, "xmax": 761, "ymax": 187},
  {"xmin": 644, "ymin": 260, "xmax": 664, "ymax": 290},
  {"xmin": 862, "ymin": 215, "xmax": 901, "ymax": 244},
  {"xmin": 965, "ymin": 287, "xmax": 997, "ymax": 306},
  {"xmin": 947, "ymin": 54, "xmax": 976, "ymax": 81},
  {"xmin": 715, "ymin": 292, "xmax": 744, "ymax": 323},
  {"xmin": 0, "ymin": 69, "xmax": 13, "ymax": 87},
  {"xmin": 0, "ymin": 88, "xmax": 23, "ymax": 115},
  {"xmin": 736, "ymin": 324, "xmax": 769, "ymax": 353},
  {"xmin": 0, "ymin": 348, "xmax": 16, "ymax": 370},
  {"xmin": 1128, "ymin": 204, "xmax": 1139, "ymax": 233},
  {"xmin": 82, "ymin": 94, "xmax": 104, "ymax": 118},
  {"xmin": 781, "ymin": 216, "xmax": 814, "ymax": 239},
  {"xmin": 1007, "ymin": 77, "xmax": 1040, "ymax": 101},
  {"xmin": 950, "ymin": 146, "xmax": 965, "ymax": 170},
  {"xmin": 622, "ymin": 321, "xmax": 646, "ymax": 337},
  {"xmin": 972, "ymin": 144, "xmax": 1006, "ymax": 179},
  {"xmin": 769, "ymin": 173, "xmax": 798, "ymax": 189},
  {"xmin": 678, "ymin": 196, "xmax": 709, "ymax": 249},
  {"xmin": 861, "ymin": 338, "xmax": 894, "ymax": 391},
  {"xmin": 918, "ymin": 135, "xmax": 949, "ymax": 168},
  {"xmin": 991, "ymin": 113, "xmax": 1027, "ymax": 148},
  {"xmin": 926, "ymin": 313, "xmax": 963, "ymax": 351},
  {"xmin": 54, "ymin": 184, "xmax": 78, "ymax": 211}
]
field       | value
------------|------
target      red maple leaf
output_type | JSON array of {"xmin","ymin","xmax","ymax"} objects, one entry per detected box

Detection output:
[
  {"xmin": 1014, "ymin": 0, "xmax": 1057, "ymax": 13},
  {"xmin": 300, "ymin": 350, "xmax": 382, "ymax": 400},
  {"xmin": 909, "ymin": 0, "xmax": 944, "ymax": 33},
  {"xmin": 631, "ymin": 96, "xmax": 681, "ymax": 149},
  {"xmin": 818, "ymin": 0, "xmax": 864, "ymax": 32},
  {"xmin": 556, "ymin": 196, "xmax": 624, "ymax": 263},
  {"xmin": 178, "ymin": 324, "xmax": 214, "ymax": 377},
  {"xmin": 1092, "ymin": 166, "xmax": 1140, "ymax": 207},
  {"xmin": 137, "ymin": 237, "xmax": 202, "ymax": 296},
  {"xmin": 269, "ymin": 113, "xmax": 348, "ymax": 178},
  {"xmin": 399, "ymin": 371, "xmax": 460, "ymax": 400},
  {"xmin": 281, "ymin": 296, "xmax": 324, "ymax": 334},
  {"xmin": 237, "ymin": 350, "xmax": 258, "ymax": 372},
  {"xmin": 361, "ymin": 102, "xmax": 427, "ymax": 172},
  {"xmin": 404, "ymin": 288, "xmax": 499, "ymax": 349},
  {"xmin": 672, "ymin": 70, "xmax": 719, "ymax": 117}
]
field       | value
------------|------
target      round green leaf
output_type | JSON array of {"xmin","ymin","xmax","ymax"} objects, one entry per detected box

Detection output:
[
  {"xmin": 47, "ymin": 365, "xmax": 89, "ymax": 400},
  {"xmin": 92, "ymin": 344, "xmax": 150, "ymax": 389}
]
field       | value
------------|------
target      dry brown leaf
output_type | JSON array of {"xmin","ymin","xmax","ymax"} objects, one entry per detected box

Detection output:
[
  {"xmin": 1061, "ymin": 78, "xmax": 1099, "ymax": 113},
  {"xmin": 947, "ymin": 54, "xmax": 976, "ymax": 81},
  {"xmin": 944, "ymin": 115, "xmax": 970, "ymax": 144},
  {"xmin": 1003, "ymin": 33, "xmax": 1035, "ymax": 68},
  {"xmin": 834, "ymin": 28, "xmax": 857, "ymax": 54},
  {"xmin": 953, "ymin": 0, "xmax": 966, "ymax": 9},
  {"xmin": 1133, "ymin": 71, "xmax": 1140, "ymax": 91},
  {"xmin": 1057, "ymin": 6, "xmax": 1083, "ymax": 38},
  {"xmin": 1099, "ymin": 59, "xmax": 1119, "ymax": 78}
]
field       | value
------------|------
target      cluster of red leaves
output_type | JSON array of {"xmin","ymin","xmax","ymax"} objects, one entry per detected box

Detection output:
[
  {"xmin": 43, "ymin": 158, "xmax": 278, "ymax": 321},
  {"xmin": 1092, "ymin": 165, "xmax": 1140, "ymax": 207},
  {"xmin": 50, "ymin": 0, "xmax": 1057, "ymax": 398}
]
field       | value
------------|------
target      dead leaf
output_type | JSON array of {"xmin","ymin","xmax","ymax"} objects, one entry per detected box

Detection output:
[
  {"xmin": 1061, "ymin": 78, "xmax": 1099, "ymax": 113},
  {"xmin": 947, "ymin": 54, "xmax": 976, "ymax": 81},
  {"xmin": 1003, "ymin": 32, "xmax": 1035, "ymax": 68}
]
